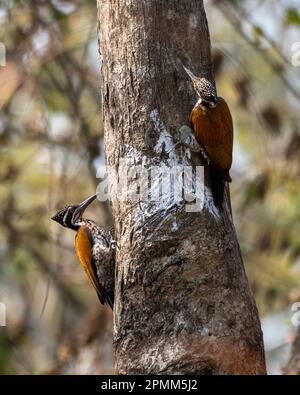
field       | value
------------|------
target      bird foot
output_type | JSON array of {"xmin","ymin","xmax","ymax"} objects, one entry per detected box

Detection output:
[
  {"xmin": 166, "ymin": 126, "xmax": 210, "ymax": 165},
  {"xmin": 179, "ymin": 125, "xmax": 210, "ymax": 164}
]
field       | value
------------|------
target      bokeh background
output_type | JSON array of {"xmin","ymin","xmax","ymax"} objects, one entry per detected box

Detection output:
[{"xmin": 0, "ymin": 0, "xmax": 299, "ymax": 374}]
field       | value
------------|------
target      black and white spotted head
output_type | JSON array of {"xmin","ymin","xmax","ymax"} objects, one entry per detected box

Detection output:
[
  {"xmin": 51, "ymin": 195, "xmax": 97, "ymax": 231},
  {"xmin": 183, "ymin": 65, "xmax": 217, "ymax": 108}
]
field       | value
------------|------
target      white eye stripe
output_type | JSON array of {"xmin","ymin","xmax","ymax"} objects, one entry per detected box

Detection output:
[{"xmin": 63, "ymin": 209, "xmax": 70, "ymax": 226}]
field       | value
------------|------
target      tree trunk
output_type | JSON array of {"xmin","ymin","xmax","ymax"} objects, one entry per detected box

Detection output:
[
  {"xmin": 284, "ymin": 328, "xmax": 300, "ymax": 375},
  {"xmin": 97, "ymin": 0, "xmax": 266, "ymax": 375}
]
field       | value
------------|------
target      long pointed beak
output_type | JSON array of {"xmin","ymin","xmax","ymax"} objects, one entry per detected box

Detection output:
[
  {"xmin": 74, "ymin": 194, "xmax": 97, "ymax": 218},
  {"xmin": 183, "ymin": 65, "xmax": 197, "ymax": 81},
  {"xmin": 51, "ymin": 213, "xmax": 59, "ymax": 222}
]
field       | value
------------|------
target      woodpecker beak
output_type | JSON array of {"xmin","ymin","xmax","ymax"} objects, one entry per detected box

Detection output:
[
  {"xmin": 51, "ymin": 212, "xmax": 61, "ymax": 223},
  {"xmin": 74, "ymin": 194, "xmax": 97, "ymax": 218},
  {"xmin": 183, "ymin": 65, "xmax": 197, "ymax": 82}
]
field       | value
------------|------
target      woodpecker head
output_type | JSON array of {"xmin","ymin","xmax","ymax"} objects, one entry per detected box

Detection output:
[
  {"xmin": 51, "ymin": 194, "xmax": 97, "ymax": 231},
  {"xmin": 183, "ymin": 65, "xmax": 217, "ymax": 108}
]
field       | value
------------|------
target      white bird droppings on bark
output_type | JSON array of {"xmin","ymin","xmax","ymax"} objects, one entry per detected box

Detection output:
[{"xmin": 150, "ymin": 109, "xmax": 176, "ymax": 161}]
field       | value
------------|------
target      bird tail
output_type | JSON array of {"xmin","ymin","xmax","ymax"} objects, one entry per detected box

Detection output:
[
  {"xmin": 210, "ymin": 166, "xmax": 230, "ymax": 208},
  {"xmin": 106, "ymin": 292, "xmax": 114, "ymax": 310},
  {"xmin": 97, "ymin": 289, "xmax": 114, "ymax": 310}
]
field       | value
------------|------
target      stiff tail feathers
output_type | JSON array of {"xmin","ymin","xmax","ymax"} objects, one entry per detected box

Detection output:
[
  {"xmin": 210, "ymin": 165, "xmax": 225, "ymax": 209},
  {"xmin": 97, "ymin": 288, "xmax": 114, "ymax": 310}
]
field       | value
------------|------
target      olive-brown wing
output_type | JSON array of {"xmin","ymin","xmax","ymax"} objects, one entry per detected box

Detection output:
[{"xmin": 191, "ymin": 97, "xmax": 233, "ymax": 175}]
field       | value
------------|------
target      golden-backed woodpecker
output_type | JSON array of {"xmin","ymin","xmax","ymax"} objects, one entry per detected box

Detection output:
[
  {"xmin": 51, "ymin": 195, "xmax": 115, "ymax": 308},
  {"xmin": 183, "ymin": 65, "xmax": 233, "ymax": 207}
]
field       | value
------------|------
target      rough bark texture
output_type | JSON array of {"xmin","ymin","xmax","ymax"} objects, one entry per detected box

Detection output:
[
  {"xmin": 97, "ymin": 0, "xmax": 266, "ymax": 374},
  {"xmin": 284, "ymin": 329, "xmax": 300, "ymax": 375}
]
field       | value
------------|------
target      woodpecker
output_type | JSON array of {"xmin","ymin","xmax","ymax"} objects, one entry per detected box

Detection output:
[
  {"xmin": 183, "ymin": 65, "xmax": 233, "ymax": 207},
  {"xmin": 51, "ymin": 195, "xmax": 115, "ymax": 308}
]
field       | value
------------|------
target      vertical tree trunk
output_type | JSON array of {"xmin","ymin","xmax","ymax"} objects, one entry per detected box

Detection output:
[
  {"xmin": 284, "ymin": 328, "xmax": 300, "ymax": 375},
  {"xmin": 97, "ymin": 0, "xmax": 266, "ymax": 374}
]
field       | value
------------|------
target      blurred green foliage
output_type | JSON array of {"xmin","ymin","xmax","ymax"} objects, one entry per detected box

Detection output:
[
  {"xmin": 285, "ymin": 8, "xmax": 300, "ymax": 27},
  {"xmin": 0, "ymin": 0, "xmax": 113, "ymax": 374}
]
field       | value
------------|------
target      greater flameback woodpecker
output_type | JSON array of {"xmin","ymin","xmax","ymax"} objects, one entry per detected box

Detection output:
[
  {"xmin": 51, "ymin": 195, "xmax": 115, "ymax": 308},
  {"xmin": 183, "ymin": 65, "xmax": 233, "ymax": 208}
]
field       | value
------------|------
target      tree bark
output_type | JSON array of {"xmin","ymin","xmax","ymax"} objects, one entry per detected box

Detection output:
[
  {"xmin": 97, "ymin": 0, "xmax": 266, "ymax": 374},
  {"xmin": 284, "ymin": 328, "xmax": 300, "ymax": 375}
]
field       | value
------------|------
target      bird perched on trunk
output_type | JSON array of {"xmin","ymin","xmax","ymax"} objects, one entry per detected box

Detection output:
[
  {"xmin": 51, "ymin": 195, "xmax": 115, "ymax": 308},
  {"xmin": 183, "ymin": 65, "xmax": 233, "ymax": 208}
]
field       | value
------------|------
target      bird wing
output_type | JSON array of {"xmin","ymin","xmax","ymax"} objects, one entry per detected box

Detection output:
[
  {"xmin": 75, "ymin": 225, "xmax": 106, "ymax": 305},
  {"xmin": 191, "ymin": 97, "xmax": 233, "ymax": 176}
]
